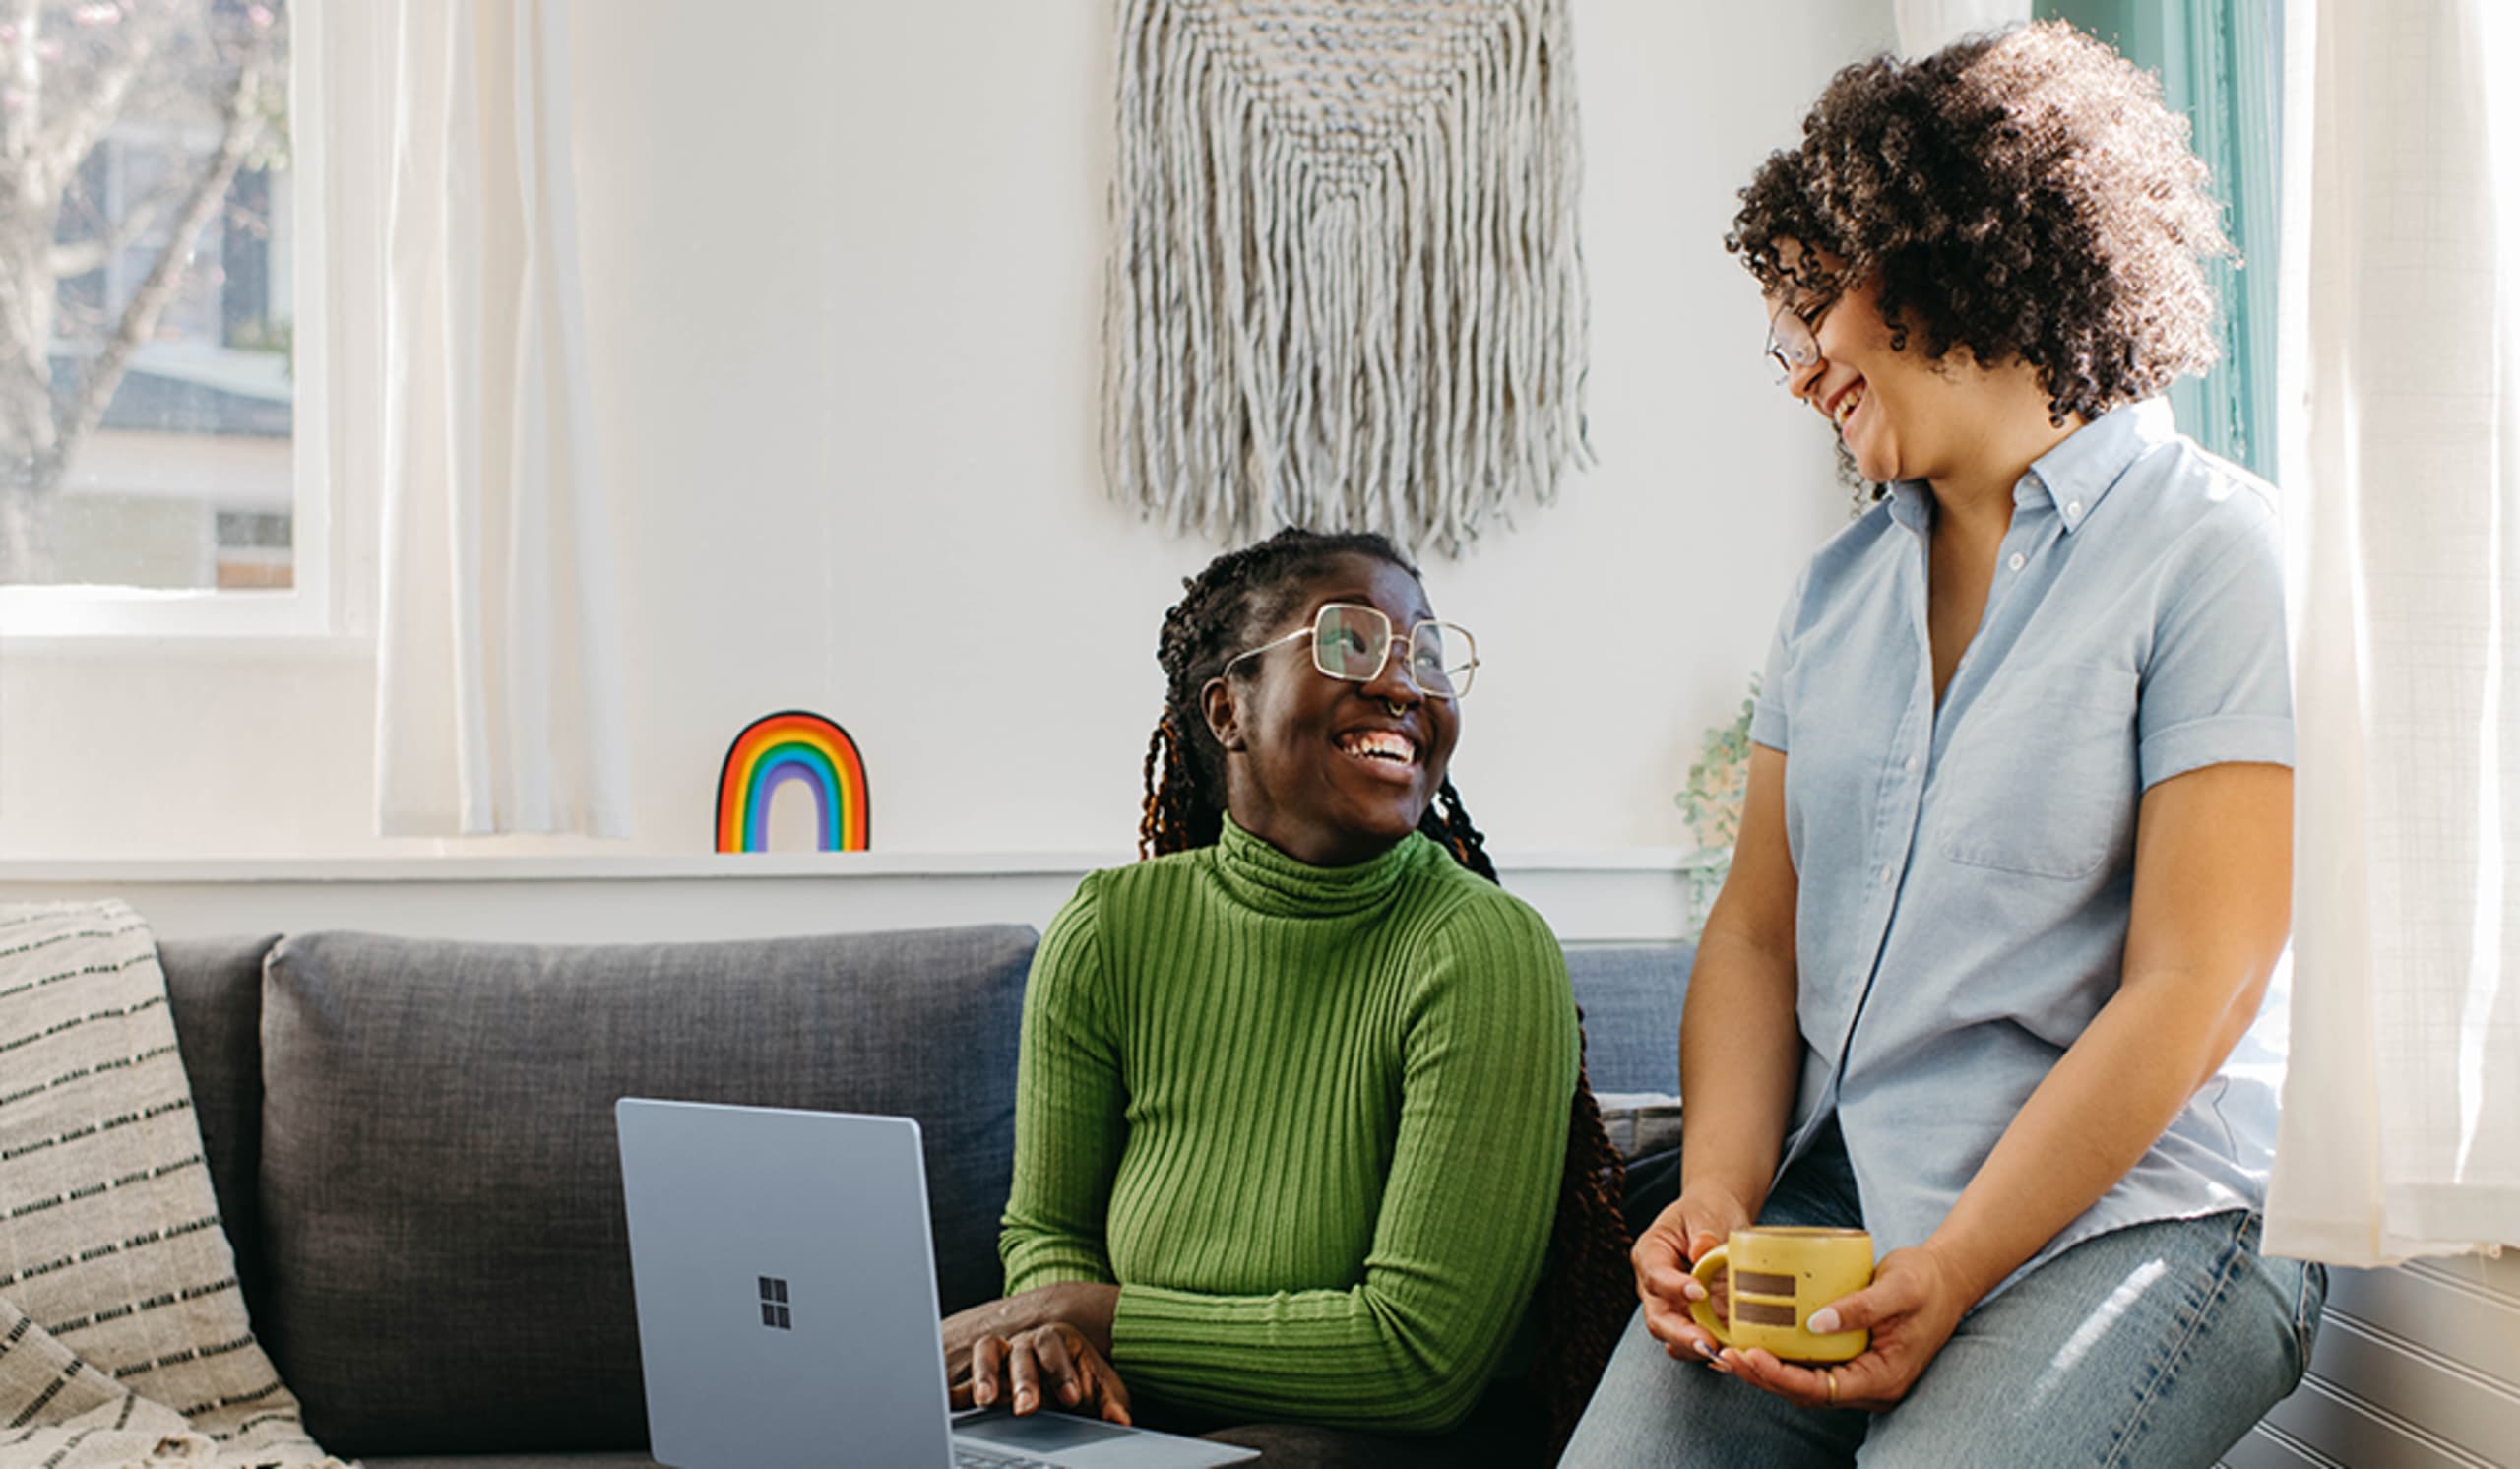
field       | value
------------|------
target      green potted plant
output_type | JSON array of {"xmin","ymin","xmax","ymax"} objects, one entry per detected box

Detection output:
[{"xmin": 1674, "ymin": 673, "xmax": 1758, "ymax": 933}]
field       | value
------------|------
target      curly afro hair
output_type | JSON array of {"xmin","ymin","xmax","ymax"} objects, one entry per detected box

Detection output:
[{"xmin": 1728, "ymin": 21, "xmax": 2236, "ymax": 426}]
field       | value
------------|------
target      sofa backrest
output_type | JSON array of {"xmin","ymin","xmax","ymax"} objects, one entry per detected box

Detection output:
[
  {"xmin": 1567, "ymin": 942, "xmax": 1693, "ymax": 1097},
  {"xmin": 251, "ymin": 925, "xmax": 1037, "ymax": 1458}
]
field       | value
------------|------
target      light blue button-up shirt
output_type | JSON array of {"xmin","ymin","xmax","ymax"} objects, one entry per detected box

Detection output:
[{"xmin": 1751, "ymin": 398, "xmax": 2291, "ymax": 1295}]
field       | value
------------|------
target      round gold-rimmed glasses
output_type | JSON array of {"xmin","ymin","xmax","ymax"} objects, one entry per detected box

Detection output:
[{"xmin": 1222, "ymin": 603, "xmax": 1480, "ymax": 700}]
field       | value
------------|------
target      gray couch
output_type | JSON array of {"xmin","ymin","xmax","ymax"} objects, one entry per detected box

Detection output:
[{"xmin": 156, "ymin": 926, "xmax": 1692, "ymax": 1468}]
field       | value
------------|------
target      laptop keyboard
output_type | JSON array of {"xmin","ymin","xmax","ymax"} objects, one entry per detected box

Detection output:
[{"xmin": 953, "ymin": 1446, "xmax": 1057, "ymax": 1469}]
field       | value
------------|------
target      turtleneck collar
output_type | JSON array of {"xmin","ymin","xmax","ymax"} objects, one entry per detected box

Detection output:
[{"xmin": 1210, "ymin": 814, "xmax": 1427, "ymax": 918}]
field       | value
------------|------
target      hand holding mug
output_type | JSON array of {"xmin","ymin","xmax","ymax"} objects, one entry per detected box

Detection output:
[
  {"xmin": 1718, "ymin": 1241, "xmax": 1983, "ymax": 1414},
  {"xmin": 1633, "ymin": 1186, "xmax": 1754, "ymax": 1362}
]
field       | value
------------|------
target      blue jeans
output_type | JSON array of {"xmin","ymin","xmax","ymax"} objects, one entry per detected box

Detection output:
[{"xmin": 1561, "ymin": 1132, "xmax": 2325, "ymax": 1469}]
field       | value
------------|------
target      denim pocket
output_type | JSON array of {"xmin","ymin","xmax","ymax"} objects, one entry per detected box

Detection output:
[{"xmin": 1937, "ymin": 665, "xmax": 2139, "ymax": 880}]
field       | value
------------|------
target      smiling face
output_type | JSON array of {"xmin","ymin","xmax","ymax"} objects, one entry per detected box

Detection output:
[
  {"xmin": 1771, "ymin": 270, "xmax": 1959, "ymax": 486},
  {"xmin": 1202, "ymin": 552, "xmax": 1461, "ymax": 867},
  {"xmin": 1767, "ymin": 249, "xmax": 2067, "ymax": 499}
]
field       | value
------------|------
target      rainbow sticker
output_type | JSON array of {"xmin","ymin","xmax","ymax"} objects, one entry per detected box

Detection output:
[{"xmin": 714, "ymin": 710, "xmax": 870, "ymax": 853}]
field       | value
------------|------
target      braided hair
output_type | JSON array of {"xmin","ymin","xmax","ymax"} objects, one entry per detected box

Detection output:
[{"xmin": 1140, "ymin": 527, "xmax": 1634, "ymax": 1453}]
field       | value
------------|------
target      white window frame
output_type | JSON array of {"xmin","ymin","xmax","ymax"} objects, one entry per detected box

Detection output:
[{"xmin": 0, "ymin": 0, "xmax": 361, "ymax": 643}]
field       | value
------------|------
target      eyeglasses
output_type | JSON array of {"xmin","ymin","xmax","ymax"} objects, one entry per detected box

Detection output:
[
  {"xmin": 1222, "ymin": 603, "xmax": 1480, "ymax": 700},
  {"xmin": 1764, "ymin": 293, "xmax": 1837, "ymax": 383}
]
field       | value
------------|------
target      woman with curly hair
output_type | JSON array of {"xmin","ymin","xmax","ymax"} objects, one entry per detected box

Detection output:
[
  {"xmin": 947, "ymin": 528, "xmax": 1635, "ymax": 1466},
  {"xmin": 1564, "ymin": 22, "xmax": 2322, "ymax": 1468}
]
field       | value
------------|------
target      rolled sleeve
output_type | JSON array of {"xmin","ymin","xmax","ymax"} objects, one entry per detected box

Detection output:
[
  {"xmin": 2139, "ymin": 712, "xmax": 2294, "ymax": 790},
  {"xmin": 2137, "ymin": 505, "xmax": 2293, "ymax": 791}
]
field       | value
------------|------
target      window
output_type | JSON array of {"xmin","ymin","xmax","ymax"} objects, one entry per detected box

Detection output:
[{"xmin": 0, "ymin": 0, "xmax": 331, "ymax": 637}]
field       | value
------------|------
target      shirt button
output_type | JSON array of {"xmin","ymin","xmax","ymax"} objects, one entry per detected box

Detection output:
[
  {"xmin": 2008, "ymin": 552, "xmax": 2026, "ymax": 571},
  {"xmin": 2067, "ymin": 500, "xmax": 2082, "ymax": 516},
  {"xmin": 1878, "ymin": 864, "xmax": 1895, "ymax": 884},
  {"xmin": 1905, "ymin": 756, "xmax": 1919, "ymax": 773}
]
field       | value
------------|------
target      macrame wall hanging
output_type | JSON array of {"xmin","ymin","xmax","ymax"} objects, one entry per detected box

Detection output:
[{"xmin": 1102, "ymin": 0, "xmax": 1591, "ymax": 557}]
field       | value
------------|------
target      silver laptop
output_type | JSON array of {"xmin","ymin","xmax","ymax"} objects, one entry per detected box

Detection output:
[{"xmin": 616, "ymin": 1099, "xmax": 1257, "ymax": 1469}]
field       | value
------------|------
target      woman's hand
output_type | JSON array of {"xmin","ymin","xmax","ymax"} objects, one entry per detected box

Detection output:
[
  {"xmin": 957, "ymin": 1320, "xmax": 1134, "ymax": 1425},
  {"xmin": 1719, "ymin": 1243, "xmax": 1977, "ymax": 1411},
  {"xmin": 1631, "ymin": 1184, "xmax": 1754, "ymax": 1365},
  {"xmin": 942, "ymin": 1281, "xmax": 1121, "ymax": 1387}
]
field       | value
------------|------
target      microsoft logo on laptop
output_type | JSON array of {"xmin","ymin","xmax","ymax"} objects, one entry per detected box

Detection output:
[{"xmin": 758, "ymin": 1276, "xmax": 791, "ymax": 1330}]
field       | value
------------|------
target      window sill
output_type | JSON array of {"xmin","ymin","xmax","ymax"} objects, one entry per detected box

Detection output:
[
  {"xmin": 0, "ymin": 631, "xmax": 370, "ymax": 660},
  {"xmin": 0, "ymin": 585, "xmax": 344, "ymax": 642}
]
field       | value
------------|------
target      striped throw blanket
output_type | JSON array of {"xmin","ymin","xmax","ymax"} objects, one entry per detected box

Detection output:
[{"xmin": 0, "ymin": 902, "xmax": 346, "ymax": 1468}]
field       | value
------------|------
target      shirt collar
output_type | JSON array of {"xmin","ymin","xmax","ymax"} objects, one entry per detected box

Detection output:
[
  {"xmin": 2021, "ymin": 398, "xmax": 2174, "ymax": 533},
  {"xmin": 1881, "ymin": 398, "xmax": 2175, "ymax": 536}
]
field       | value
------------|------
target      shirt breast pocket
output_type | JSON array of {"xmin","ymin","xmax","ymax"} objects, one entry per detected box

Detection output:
[{"xmin": 1936, "ymin": 664, "xmax": 2140, "ymax": 880}]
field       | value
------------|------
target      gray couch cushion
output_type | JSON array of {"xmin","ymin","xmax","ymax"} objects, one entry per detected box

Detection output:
[
  {"xmin": 1564, "ymin": 942, "xmax": 1693, "ymax": 1097},
  {"xmin": 157, "ymin": 934, "xmax": 278, "ymax": 1325},
  {"xmin": 258, "ymin": 926, "xmax": 1036, "ymax": 1459}
]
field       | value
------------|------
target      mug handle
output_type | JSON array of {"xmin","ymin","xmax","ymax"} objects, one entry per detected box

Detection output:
[{"xmin": 1687, "ymin": 1244, "xmax": 1732, "ymax": 1346}]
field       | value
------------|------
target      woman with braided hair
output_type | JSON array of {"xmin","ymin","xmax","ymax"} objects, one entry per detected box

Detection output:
[{"xmin": 946, "ymin": 527, "xmax": 1634, "ymax": 1465}]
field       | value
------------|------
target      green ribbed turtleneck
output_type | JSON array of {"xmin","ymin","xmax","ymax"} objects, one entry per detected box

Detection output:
[{"xmin": 999, "ymin": 817, "xmax": 1577, "ymax": 1433}]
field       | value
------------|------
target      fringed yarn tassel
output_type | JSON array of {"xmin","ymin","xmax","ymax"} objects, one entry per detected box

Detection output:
[{"xmin": 1102, "ymin": 0, "xmax": 1592, "ymax": 558}]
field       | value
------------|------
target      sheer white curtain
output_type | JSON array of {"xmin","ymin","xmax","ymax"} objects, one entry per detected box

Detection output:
[
  {"xmin": 2268, "ymin": 0, "xmax": 2520, "ymax": 1264},
  {"xmin": 1894, "ymin": 0, "xmax": 2031, "ymax": 54},
  {"xmin": 375, "ymin": 0, "xmax": 627, "ymax": 838}
]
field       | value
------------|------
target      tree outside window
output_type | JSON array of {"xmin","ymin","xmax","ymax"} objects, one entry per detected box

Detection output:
[{"xmin": 0, "ymin": 0, "xmax": 290, "ymax": 590}]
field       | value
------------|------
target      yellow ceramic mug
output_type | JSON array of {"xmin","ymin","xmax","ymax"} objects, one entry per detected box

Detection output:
[{"xmin": 1687, "ymin": 1226, "xmax": 1874, "ymax": 1363}]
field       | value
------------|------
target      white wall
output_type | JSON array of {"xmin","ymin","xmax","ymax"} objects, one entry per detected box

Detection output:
[{"xmin": 0, "ymin": 0, "xmax": 1892, "ymax": 862}]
